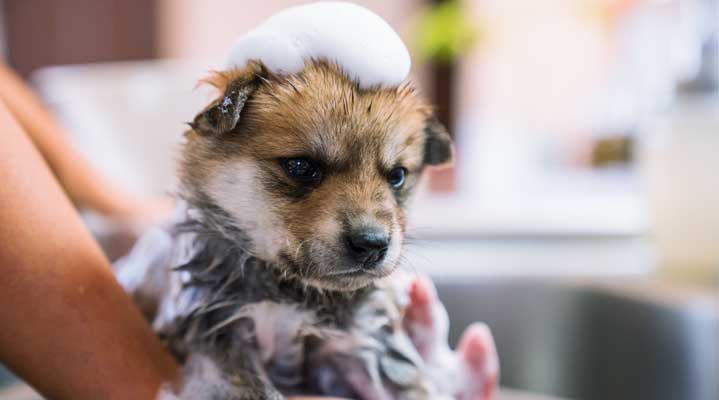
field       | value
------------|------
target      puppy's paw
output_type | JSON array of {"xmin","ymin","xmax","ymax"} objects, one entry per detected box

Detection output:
[{"xmin": 456, "ymin": 323, "xmax": 499, "ymax": 400}]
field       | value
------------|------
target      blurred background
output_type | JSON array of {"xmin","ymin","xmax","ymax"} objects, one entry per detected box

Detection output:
[{"xmin": 0, "ymin": 1, "xmax": 717, "ymax": 399}]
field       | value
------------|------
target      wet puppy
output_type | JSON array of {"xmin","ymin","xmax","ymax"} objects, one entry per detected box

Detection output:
[{"xmin": 117, "ymin": 60, "xmax": 493, "ymax": 399}]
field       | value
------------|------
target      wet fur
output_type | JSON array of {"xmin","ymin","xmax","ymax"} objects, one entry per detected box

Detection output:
[{"xmin": 117, "ymin": 60, "xmax": 452, "ymax": 399}]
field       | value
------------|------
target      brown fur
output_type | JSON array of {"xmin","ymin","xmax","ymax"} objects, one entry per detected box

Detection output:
[
  {"xmin": 179, "ymin": 60, "xmax": 451, "ymax": 291},
  {"xmin": 117, "ymin": 59, "xmax": 456, "ymax": 399}
]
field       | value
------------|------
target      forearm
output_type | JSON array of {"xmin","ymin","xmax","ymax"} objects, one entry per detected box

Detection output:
[
  {"xmin": 0, "ymin": 102, "xmax": 178, "ymax": 399},
  {"xmin": 0, "ymin": 63, "xmax": 140, "ymax": 216}
]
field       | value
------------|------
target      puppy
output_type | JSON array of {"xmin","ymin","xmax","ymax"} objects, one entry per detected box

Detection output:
[{"xmin": 116, "ymin": 60, "xmax": 496, "ymax": 399}]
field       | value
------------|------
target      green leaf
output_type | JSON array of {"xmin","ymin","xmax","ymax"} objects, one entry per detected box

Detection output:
[{"xmin": 415, "ymin": 0, "xmax": 480, "ymax": 64}]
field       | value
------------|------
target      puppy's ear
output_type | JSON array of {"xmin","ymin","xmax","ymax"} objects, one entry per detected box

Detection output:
[
  {"xmin": 423, "ymin": 117, "xmax": 453, "ymax": 166},
  {"xmin": 191, "ymin": 76, "xmax": 258, "ymax": 136}
]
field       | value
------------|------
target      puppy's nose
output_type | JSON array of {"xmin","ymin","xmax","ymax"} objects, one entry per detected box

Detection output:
[{"xmin": 345, "ymin": 229, "xmax": 390, "ymax": 266}]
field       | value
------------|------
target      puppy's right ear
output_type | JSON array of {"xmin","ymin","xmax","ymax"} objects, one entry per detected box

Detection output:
[
  {"xmin": 190, "ymin": 75, "xmax": 258, "ymax": 136},
  {"xmin": 423, "ymin": 117, "xmax": 453, "ymax": 166}
]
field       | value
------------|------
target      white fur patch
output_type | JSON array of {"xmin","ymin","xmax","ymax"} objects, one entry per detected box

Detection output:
[
  {"xmin": 384, "ymin": 219, "xmax": 403, "ymax": 272},
  {"xmin": 206, "ymin": 300, "xmax": 344, "ymax": 390},
  {"xmin": 115, "ymin": 227, "xmax": 172, "ymax": 293},
  {"xmin": 206, "ymin": 159, "xmax": 289, "ymax": 262},
  {"xmin": 157, "ymin": 354, "xmax": 234, "ymax": 400},
  {"xmin": 226, "ymin": 301, "xmax": 326, "ymax": 363}
]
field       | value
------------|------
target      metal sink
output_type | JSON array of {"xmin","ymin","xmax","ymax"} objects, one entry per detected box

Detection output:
[
  {"xmin": 434, "ymin": 278, "xmax": 719, "ymax": 400},
  {"xmin": 6, "ymin": 221, "xmax": 716, "ymax": 400}
]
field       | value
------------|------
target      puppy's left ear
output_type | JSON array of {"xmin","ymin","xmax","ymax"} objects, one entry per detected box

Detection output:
[
  {"xmin": 191, "ymin": 77, "xmax": 258, "ymax": 136},
  {"xmin": 423, "ymin": 117, "xmax": 453, "ymax": 166}
]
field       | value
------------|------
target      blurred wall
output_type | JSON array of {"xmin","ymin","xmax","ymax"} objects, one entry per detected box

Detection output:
[
  {"xmin": 2, "ymin": 0, "xmax": 157, "ymax": 77},
  {"xmin": 157, "ymin": 0, "xmax": 422, "ymax": 62}
]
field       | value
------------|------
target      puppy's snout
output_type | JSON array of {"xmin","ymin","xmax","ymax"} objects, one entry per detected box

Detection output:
[{"xmin": 344, "ymin": 228, "xmax": 390, "ymax": 267}]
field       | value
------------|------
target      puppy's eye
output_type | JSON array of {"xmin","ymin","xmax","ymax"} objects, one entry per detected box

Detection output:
[
  {"xmin": 387, "ymin": 167, "xmax": 407, "ymax": 189},
  {"xmin": 281, "ymin": 158, "xmax": 322, "ymax": 183}
]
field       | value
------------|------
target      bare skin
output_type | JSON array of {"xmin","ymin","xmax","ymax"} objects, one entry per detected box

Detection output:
[{"xmin": 0, "ymin": 100, "xmax": 180, "ymax": 399}]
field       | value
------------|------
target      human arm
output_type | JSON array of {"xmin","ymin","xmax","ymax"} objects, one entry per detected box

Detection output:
[
  {"xmin": 0, "ymin": 63, "xmax": 168, "ymax": 221},
  {"xmin": 0, "ymin": 100, "xmax": 179, "ymax": 399}
]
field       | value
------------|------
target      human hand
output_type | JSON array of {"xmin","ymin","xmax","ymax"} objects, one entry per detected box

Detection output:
[{"xmin": 403, "ymin": 274, "xmax": 499, "ymax": 400}]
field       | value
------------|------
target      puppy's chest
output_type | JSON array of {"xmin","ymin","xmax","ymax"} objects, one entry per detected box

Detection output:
[
  {"xmin": 160, "ymin": 236, "xmax": 374, "ymax": 351},
  {"xmin": 156, "ymin": 230, "xmax": 415, "ymax": 394},
  {"xmin": 231, "ymin": 300, "xmax": 331, "ymax": 384}
]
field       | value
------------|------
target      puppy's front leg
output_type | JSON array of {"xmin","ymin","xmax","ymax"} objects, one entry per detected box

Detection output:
[
  {"xmin": 307, "ymin": 288, "xmax": 437, "ymax": 399},
  {"xmin": 166, "ymin": 316, "xmax": 285, "ymax": 400},
  {"xmin": 166, "ymin": 350, "xmax": 284, "ymax": 400},
  {"xmin": 307, "ymin": 333, "xmax": 433, "ymax": 400}
]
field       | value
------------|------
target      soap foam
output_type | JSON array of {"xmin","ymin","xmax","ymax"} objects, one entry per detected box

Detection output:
[{"xmin": 226, "ymin": 2, "xmax": 411, "ymax": 89}]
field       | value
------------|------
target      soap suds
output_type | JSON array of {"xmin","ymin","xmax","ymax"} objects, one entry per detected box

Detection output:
[{"xmin": 226, "ymin": 2, "xmax": 411, "ymax": 89}]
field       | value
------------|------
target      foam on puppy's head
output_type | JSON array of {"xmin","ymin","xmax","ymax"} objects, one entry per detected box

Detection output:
[{"xmin": 225, "ymin": 1, "xmax": 411, "ymax": 89}]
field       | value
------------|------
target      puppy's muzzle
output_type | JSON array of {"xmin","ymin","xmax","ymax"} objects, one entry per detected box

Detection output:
[{"xmin": 344, "ymin": 227, "xmax": 390, "ymax": 268}]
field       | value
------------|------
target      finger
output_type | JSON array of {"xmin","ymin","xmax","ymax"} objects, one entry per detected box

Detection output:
[
  {"xmin": 457, "ymin": 323, "xmax": 500, "ymax": 400},
  {"xmin": 402, "ymin": 274, "xmax": 443, "ymax": 358},
  {"xmin": 405, "ymin": 273, "xmax": 437, "ymax": 327}
]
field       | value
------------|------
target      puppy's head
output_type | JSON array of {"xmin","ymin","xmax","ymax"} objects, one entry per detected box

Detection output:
[{"xmin": 182, "ymin": 61, "xmax": 452, "ymax": 291}]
